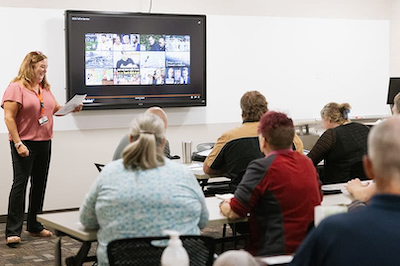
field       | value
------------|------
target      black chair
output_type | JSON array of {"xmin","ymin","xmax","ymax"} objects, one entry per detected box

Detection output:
[
  {"xmin": 349, "ymin": 161, "xmax": 368, "ymax": 180},
  {"xmin": 107, "ymin": 235, "xmax": 215, "ymax": 266},
  {"xmin": 94, "ymin": 163, "xmax": 105, "ymax": 173},
  {"xmin": 205, "ymin": 137, "xmax": 264, "ymax": 196}
]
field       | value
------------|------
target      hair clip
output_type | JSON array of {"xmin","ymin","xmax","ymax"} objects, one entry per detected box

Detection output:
[
  {"xmin": 343, "ymin": 109, "xmax": 350, "ymax": 119},
  {"xmin": 139, "ymin": 130, "xmax": 155, "ymax": 135},
  {"xmin": 34, "ymin": 51, "xmax": 43, "ymax": 55}
]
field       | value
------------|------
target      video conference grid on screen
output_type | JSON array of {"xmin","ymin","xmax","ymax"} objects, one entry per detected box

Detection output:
[{"xmin": 85, "ymin": 33, "xmax": 191, "ymax": 86}]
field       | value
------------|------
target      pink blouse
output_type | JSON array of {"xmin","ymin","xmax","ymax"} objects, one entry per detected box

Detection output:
[{"xmin": 1, "ymin": 82, "xmax": 56, "ymax": 141}]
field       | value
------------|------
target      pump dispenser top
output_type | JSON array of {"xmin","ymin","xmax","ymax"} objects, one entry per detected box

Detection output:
[{"xmin": 161, "ymin": 230, "xmax": 189, "ymax": 266}]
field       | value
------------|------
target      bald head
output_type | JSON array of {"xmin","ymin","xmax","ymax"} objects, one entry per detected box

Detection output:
[
  {"xmin": 145, "ymin": 107, "xmax": 168, "ymax": 129},
  {"xmin": 366, "ymin": 115, "xmax": 400, "ymax": 192},
  {"xmin": 213, "ymin": 250, "xmax": 258, "ymax": 266},
  {"xmin": 393, "ymin": 92, "xmax": 400, "ymax": 115}
]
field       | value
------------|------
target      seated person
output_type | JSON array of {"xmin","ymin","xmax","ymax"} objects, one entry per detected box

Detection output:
[
  {"xmin": 220, "ymin": 111, "xmax": 322, "ymax": 256},
  {"xmin": 290, "ymin": 116, "xmax": 400, "ymax": 266},
  {"xmin": 203, "ymin": 91, "xmax": 304, "ymax": 188},
  {"xmin": 113, "ymin": 107, "xmax": 172, "ymax": 160},
  {"xmin": 307, "ymin": 102, "xmax": 370, "ymax": 184},
  {"xmin": 80, "ymin": 113, "xmax": 209, "ymax": 266},
  {"xmin": 344, "ymin": 92, "xmax": 400, "ymax": 203}
]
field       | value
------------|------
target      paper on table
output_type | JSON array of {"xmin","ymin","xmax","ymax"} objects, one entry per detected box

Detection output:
[
  {"xmin": 55, "ymin": 94, "xmax": 87, "ymax": 116},
  {"xmin": 197, "ymin": 149, "xmax": 212, "ymax": 157},
  {"xmin": 321, "ymin": 183, "xmax": 346, "ymax": 191},
  {"xmin": 187, "ymin": 163, "xmax": 203, "ymax": 169},
  {"xmin": 215, "ymin": 194, "xmax": 234, "ymax": 200}
]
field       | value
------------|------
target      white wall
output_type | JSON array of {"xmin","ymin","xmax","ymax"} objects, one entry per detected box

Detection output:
[
  {"xmin": 0, "ymin": 0, "xmax": 391, "ymax": 19},
  {"xmin": 0, "ymin": 0, "xmax": 397, "ymax": 215},
  {"xmin": 0, "ymin": 8, "xmax": 391, "ymax": 133}
]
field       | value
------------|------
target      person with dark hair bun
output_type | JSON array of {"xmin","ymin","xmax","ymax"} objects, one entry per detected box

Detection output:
[
  {"xmin": 307, "ymin": 102, "xmax": 370, "ymax": 184},
  {"xmin": 220, "ymin": 111, "xmax": 321, "ymax": 256}
]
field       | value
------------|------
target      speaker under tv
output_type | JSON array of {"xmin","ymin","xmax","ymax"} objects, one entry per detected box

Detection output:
[
  {"xmin": 65, "ymin": 10, "xmax": 206, "ymax": 110},
  {"xmin": 387, "ymin": 77, "xmax": 400, "ymax": 105}
]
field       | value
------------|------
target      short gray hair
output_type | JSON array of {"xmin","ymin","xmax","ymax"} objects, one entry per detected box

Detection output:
[{"xmin": 394, "ymin": 92, "xmax": 400, "ymax": 114}]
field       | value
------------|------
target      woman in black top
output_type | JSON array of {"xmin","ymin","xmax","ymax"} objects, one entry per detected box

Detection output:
[{"xmin": 307, "ymin": 102, "xmax": 370, "ymax": 184}]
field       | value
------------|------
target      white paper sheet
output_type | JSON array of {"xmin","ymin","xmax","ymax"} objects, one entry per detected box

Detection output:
[
  {"xmin": 55, "ymin": 94, "xmax": 87, "ymax": 116},
  {"xmin": 197, "ymin": 149, "xmax": 212, "ymax": 157},
  {"xmin": 260, "ymin": 255, "xmax": 294, "ymax": 265},
  {"xmin": 215, "ymin": 194, "xmax": 234, "ymax": 200}
]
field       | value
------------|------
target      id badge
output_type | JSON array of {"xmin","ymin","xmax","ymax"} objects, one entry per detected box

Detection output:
[{"xmin": 38, "ymin": 116, "xmax": 49, "ymax": 126}]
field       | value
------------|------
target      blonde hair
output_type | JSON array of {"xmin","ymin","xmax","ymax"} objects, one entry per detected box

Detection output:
[
  {"xmin": 12, "ymin": 51, "xmax": 50, "ymax": 90},
  {"xmin": 240, "ymin": 91, "xmax": 269, "ymax": 121},
  {"xmin": 394, "ymin": 92, "xmax": 400, "ymax": 114},
  {"xmin": 320, "ymin": 102, "xmax": 351, "ymax": 124},
  {"xmin": 122, "ymin": 113, "xmax": 165, "ymax": 170}
]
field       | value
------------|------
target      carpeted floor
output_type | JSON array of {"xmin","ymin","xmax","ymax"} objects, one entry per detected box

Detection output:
[{"xmin": 0, "ymin": 221, "xmax": 243, "ymax": 266}]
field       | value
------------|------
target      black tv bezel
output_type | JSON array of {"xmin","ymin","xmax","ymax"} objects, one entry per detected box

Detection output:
[
  {"xmin": 64, "ymin": 10, "xmax": 206, "ymax": 110},
  {"xmin": 387, "ymin": 77, "xmax": 400, "ymax": 105}
]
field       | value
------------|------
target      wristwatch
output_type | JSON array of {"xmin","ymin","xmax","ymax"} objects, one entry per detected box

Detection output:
[{"xmin": 14, "ymin": 141, "xmax": 23, "ymax": 149}]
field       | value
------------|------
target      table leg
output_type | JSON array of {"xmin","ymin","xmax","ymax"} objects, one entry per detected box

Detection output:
[
  {"xmin": 55, "ymin": 236, "xmax": 62, "ymax": 266},
  {"xmin": 65, "ymin": 241, "xmax": 93, "ymax": 266}
]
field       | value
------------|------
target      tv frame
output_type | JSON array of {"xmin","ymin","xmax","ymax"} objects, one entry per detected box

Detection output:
[{"xmin": 65, "ymin": 10, "xmax": 206, "ymax": 110}]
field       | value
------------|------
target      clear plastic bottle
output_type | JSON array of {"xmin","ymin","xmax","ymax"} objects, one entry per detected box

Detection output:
[{"xmin": 161, "ymin": 230, "xmax": 189, "ymax": 266}]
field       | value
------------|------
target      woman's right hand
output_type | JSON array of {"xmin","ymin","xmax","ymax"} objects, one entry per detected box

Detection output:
[{"xmin": 17, "ymin": 144, "xmax": 29, "ymax": 157}]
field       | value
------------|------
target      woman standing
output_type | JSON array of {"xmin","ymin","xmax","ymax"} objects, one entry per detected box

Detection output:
[
  {"xmin": 307, "ymin": 102, "xmax": 370, "ymax": 184},
  {"xmin": 2, "ymin": 51, "xmax": 81, "ymax": 246}
]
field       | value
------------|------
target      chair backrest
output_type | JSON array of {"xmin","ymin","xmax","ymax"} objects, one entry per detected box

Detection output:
[
  {"xmin": 107, "ymin": 235, "xmax": 215, "ymax": 266},
  {"xmin": 94, "ymin": 163, "xmax": 105, "ymax": 172},
  {"xmin": 211, "ymin": 137, "xmax": 264, "ymax": 186}
]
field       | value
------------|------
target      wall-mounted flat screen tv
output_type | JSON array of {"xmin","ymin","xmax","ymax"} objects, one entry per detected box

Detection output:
[{"xmin": 65, "ymin": 10, "xmax": 206, "ymax": 110}]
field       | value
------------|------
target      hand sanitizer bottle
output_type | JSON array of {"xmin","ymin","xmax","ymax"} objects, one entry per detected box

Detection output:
[{"xmin": 161, "ymin": 230, "xmax": 189, "ymax": 266}]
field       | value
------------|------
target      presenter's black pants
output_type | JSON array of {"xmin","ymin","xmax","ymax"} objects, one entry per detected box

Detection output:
[{"xmin": 5, "ymin": 140, "xmax": 51, "ymax": 238}]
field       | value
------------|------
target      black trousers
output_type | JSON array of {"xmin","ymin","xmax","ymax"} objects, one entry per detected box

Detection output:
[{"xmin": 5, "ymin": 140, "xmax": 51, "ymax": 238}]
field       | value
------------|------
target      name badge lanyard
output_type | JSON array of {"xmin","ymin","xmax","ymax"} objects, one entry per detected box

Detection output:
[
  {"xmin": 37, "ymin": 86, "xmax": 45, "ymax": 116},
  {"xmin": 36, "ymin": 86, "xmax": 48, "ymax": 125}
]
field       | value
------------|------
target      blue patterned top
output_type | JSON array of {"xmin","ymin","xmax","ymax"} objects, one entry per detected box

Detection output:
[{"xmin": 80, "ymin": 159, "xmax": 209, "ymax": 266}]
